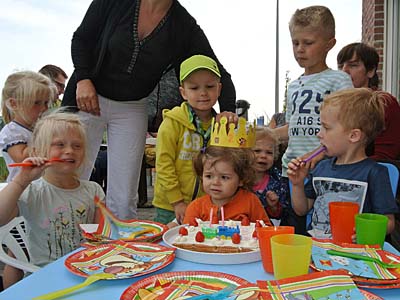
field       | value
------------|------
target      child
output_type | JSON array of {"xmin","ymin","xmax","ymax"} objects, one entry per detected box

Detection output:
[
  {"xmin": 275, "ymin": 5, "xmax": 353, "ymax": 176},
  {"xmin": 152, "ymin": 55, "xmax": 236, "ymax": 225},
  {"xmin": 183, "ymin": 146, "xmax": 271, "ymax": 225},
  {"xmin": 337, "ymin": 42, "xmax": 400, "ymax": 161},
  {"xmin": 0, "ymin": 70, "xmax": 55, "ymax": 288},
  {"xmin": 0, "ymin": 71, "xmax": 55, "ymax": 181},
  {"xmin": 287, "ymin": 88, "xmax": 398, "ymax": 238},
  {"xmin": 252, "ymin": 127, "xmax": 289, "ymax": 224},
  {"xmin": 0, "ymin": 112, "xmax": 105, "ymax": 286}
]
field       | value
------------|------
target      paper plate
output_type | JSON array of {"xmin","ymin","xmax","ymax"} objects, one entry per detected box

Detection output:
[
  {"xmin": 311, "ymin": 239, "xmax": 400, "ymax": 289},
  {"xmin": 65, "ymin": 241, "xmax": 175, "ymax": 279},
  {"xmin": 120, "ymin": 271, "xmax": 257, "ymax": 300},
  {"xmin": 80, "ymin": 219, "xmax": 168, "ymax": 243},
  {"xmin": 360, "ymin": 289, "xmax": 384, "ymax": 299},
  {"xmin": 162, "ymin": 225, "xmax": 261, "ymax": 264}
]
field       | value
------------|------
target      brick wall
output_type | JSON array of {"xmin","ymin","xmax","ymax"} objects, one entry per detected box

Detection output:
[{"xmin": 362, "ymin": 0, "xmax": 385, "ymax": 88}]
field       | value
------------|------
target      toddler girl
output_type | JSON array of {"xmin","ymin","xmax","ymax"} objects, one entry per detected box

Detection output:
[
  {"xmin": 252, "ymin": 127, "xmax": 290, "ymax": 224},
  {"xmin": 183, "ymin": 146, "xmax": 271, "ymax": 225}
]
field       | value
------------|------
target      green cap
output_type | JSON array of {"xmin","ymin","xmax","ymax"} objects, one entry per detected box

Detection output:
[{"xmin": 179, "ymin": 55, "xmax": 221, "ymax": 83}]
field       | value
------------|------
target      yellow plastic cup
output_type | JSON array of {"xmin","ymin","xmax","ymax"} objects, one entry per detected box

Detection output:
[
  {"xmin": 256, "ymin": 226, "xmax": 295, "ymax": 273},
  {"xmin": 271, "ymin": 234, "xmax": 312, "ymax": 279}
]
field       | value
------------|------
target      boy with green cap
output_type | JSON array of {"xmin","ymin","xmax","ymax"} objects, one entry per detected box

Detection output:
[{"xmin": 153, "ymin": 55, "xmax": 237, "ymax": 225}]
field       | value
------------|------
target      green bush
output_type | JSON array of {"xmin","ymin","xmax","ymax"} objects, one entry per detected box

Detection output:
[{"xmin": 0, "ymin": 157, "xmax": 8, "ymax": 182}]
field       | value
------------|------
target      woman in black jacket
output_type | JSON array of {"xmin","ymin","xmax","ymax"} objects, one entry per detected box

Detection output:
[{"xmin": 63, "ymin": 0, "xmax": 236, "ymax": 220}]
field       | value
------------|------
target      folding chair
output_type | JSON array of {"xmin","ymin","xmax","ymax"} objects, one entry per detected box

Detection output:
[
  {"xmin": 378, "ymin": 162, "xmax": 399, "ymax": 197},
  {"xmin": 0, "ymin": 216, "xmax": 40, "ymax": 273}
]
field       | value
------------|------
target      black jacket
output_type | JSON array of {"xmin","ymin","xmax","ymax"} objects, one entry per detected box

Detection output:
[{"xmin": 62, "ymin": 0, "xmax": 236, "ymax": 112}]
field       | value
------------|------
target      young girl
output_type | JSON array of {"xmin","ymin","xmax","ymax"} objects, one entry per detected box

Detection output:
[
  {"xmin": 0, "ymin": 71, "xmax": 55, "ymax": 182},
  {"xmin": 0, "ymin": 112, "xmax": 105, "ymax": 286},
  {"xmin": 182, "ymin": 146, "xmax": 271, "ymax": 225},
  {"xmin": 252, "ymin": 127, "xmax": 290, "ymax": 224}
]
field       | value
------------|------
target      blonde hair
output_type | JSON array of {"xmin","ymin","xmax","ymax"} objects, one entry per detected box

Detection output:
[
  {"xmin": 1, "ymin": 71, "xmax": 56, "ymax": 123},
  {"xmin": 31, "ymin": 111, "xmax": 88, "ymax": 177},
  {"xmin": 289, "ymin": 5, "xmax": 335, "ymax": 39},
  {"xmin": 193, "ymin": 146, "xmax": 256, "ymax": 191},
  {"xmin": 321, "ymin": 88, "xmax": 385, "ymax": 145},
  {"xmin": 255, "ymin": 126, "xmax": 279, "ymax": 161}
]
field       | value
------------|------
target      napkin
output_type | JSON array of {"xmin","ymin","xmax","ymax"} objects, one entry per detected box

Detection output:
[
  {"xmin": 92, "ymin": 197, "xmax": 160, "ymax": 241},
  {"xmin": 257, "ymin": 270, "xmax": 367, "ymax": 300},
  {"xmin": 312, "ymin": 239, "xmax": 399, "ymax": 280}
]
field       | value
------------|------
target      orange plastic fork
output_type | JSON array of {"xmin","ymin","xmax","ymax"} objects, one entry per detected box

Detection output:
[{"xmin": 8, "ymin": 158, "xmax": 65, "ymax": 167}]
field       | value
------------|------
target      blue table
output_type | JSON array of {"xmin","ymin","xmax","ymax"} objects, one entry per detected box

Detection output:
[{"xmin": 1, "ymin": 243, "xmax": 399, "ymax": 300}]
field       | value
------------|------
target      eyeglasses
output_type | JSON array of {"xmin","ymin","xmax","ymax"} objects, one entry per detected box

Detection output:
[{"xmin": 53, "ymin": 80, "xmax": 65, "ymax": 90}]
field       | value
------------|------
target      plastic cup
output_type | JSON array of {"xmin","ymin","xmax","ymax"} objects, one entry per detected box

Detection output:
[
  {"xmin": 329, "ymin": 201, "xmax": 359, "ymax": 243},
  {"xmin": 355, "ymin": 213, "xmax": 388, "ymax": 247},
  {"xmin": 271, "ymin": 234, "xmax": 312, "ymax": 279},
  {"xmin": 256, "ymin": 226, "xmax": 294, "ymax": 273}
]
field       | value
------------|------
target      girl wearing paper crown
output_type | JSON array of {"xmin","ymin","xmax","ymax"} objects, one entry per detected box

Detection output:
[
  {"xmin": 182, "ymin": 123, "xmax": 271, "ymax": 225},
  {"xmin": 153, "ymin": 55, "xmax": 238, "ymax": 226}
]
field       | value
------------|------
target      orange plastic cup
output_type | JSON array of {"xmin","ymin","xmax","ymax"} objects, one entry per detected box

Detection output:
[
  {"xmin": 329, "ymin": 201, "xmax": 359, "ymax": 243},
  {"xmin": 256, "ymin": 226, "xmax": 294, "ymax": 273}
]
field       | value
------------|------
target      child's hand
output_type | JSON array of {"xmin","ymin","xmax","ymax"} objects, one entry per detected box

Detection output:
[
  {"xmin": 172, "ymin": 201, "xmax": 188, "ymax": 225},
  {"xmin": 216, "ymin": 111, "xmax": 238, "ymax": 126},
  {"xmin": 351, "ymin": 226, "xmax": 356, "ymax": 243},
  {"xmin": 16, "ymin": 157, "xmax": 49, "ymax": 184},
  {"xmin": 287, "ymin": 157, "xmax": 310, "ymax": 185},
  {"xmin": 266, "ymin": 191, "xmax": 279, "ymax": 208},
  {"xmin": 167, "ymin": 220, "xmax": 179, "ymax": 229},
  {"xmin": 301, "ymin": 146, "xmax": 326, "ymax": 170}
]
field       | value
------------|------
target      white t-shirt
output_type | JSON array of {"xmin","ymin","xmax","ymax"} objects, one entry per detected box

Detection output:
[
  {"xmin": 282, "ymin": 69, "xmax": 353, "ymax": 175},
  {"xmin": 0, "ymin": 121, "xmax": 32, "ymax": 181},
  {"xmin": 18, "ymin": 178, "xmax": 105, "ymax": 267}
]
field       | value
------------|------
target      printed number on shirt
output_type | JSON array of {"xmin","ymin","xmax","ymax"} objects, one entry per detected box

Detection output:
[{"xmin": 291, "ymin": 89, "xmax": 324, "ymax": 115}]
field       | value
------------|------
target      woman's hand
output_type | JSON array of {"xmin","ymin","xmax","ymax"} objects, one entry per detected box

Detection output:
[{"xmin": 76, "ymin": 79, "xmax": 100, "ymax": 116}]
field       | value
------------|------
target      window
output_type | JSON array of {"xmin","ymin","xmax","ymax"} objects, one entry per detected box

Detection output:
[{"xmin": 383, "ymin": 0, "xmax": 400, "ymax": 99}]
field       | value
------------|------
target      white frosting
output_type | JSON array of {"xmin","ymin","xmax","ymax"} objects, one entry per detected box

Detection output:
[{"xmin": 174, "ymin": 219, "xmax": 259, "ymax": 251}]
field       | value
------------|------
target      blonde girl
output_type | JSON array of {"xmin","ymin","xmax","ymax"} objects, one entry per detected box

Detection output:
[
  {"xmin": 0, "ymin": 112, "xmax": 105, "ymax": 286},
  {"xmin": 252, "ymin": 127, "xmax": 290, "ymax": 224},
  {"xmin": 0, "ymin": 71, "xmax": 56, "ymax": 181}
]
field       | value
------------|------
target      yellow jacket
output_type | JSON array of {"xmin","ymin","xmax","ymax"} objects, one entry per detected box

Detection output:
[{"xmin": 152, "ymin": 102, "xmax": 207, "ymax": 211}]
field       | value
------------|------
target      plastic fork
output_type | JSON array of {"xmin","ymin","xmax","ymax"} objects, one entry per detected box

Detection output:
[
  {"xmin": 302, "ymin": 146, "xmax": 327, "ymax": 163},
  {"xmin": 32, "ymin": 273, "xmax": 114, "ymax": 300},
  {"xmin": 8, "ymin": 158, "xmax": 65, "ymax": 167},
  {"xmin": 327, "ymin": 249, "xmax": 400, "ymax": 269},
  {"xmin": 186, "ymin": 284, "xmax": 236, "ymax": 300}
]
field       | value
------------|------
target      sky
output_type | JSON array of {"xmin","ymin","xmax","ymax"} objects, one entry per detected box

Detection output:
[{"xmin": 0, "ymin": 0, "xmax": 361, "ymax": 122}]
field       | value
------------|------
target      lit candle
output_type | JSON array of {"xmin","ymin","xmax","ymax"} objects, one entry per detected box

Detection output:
[
  {"xmin": 221, "ymin": 206, "xmax": 225, "ymax": 227},
  {"xmin": 209, "ymin": 207, "xmax": 213, "ymax": 227}
]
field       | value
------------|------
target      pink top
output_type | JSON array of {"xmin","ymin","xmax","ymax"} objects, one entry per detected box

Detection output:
[{"xmin": 253, "ymin": 173, "xmax": 270, "ymax": 192}]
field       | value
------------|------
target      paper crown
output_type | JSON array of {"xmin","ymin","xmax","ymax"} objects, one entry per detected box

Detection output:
[{"xmin": 210, "ymin": 116, "xmax": 255, "ymax": 148}]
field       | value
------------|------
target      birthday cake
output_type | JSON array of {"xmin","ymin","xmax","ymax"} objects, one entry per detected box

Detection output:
[{"xmin": 172, "ymin": 219, "xmax": 261, "ymax": 253}]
